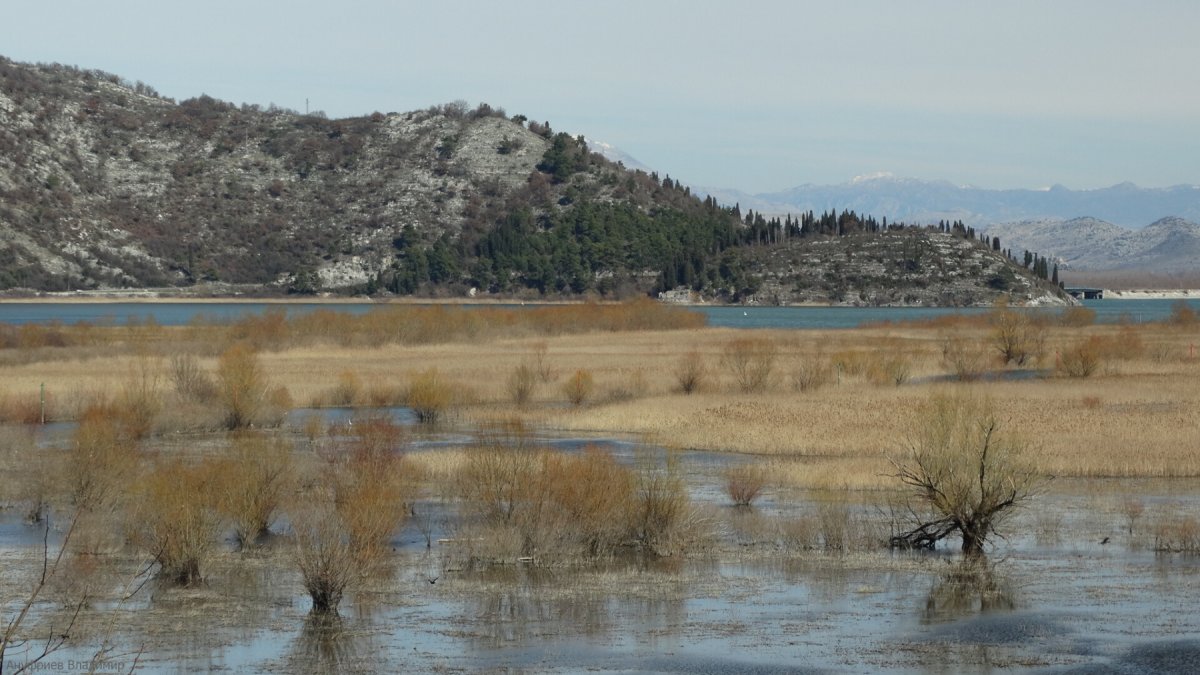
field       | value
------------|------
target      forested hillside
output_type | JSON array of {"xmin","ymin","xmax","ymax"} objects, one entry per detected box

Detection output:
[{"xmin": 0, "ymin": 56, "xmax": 1068, "ymax": 305}]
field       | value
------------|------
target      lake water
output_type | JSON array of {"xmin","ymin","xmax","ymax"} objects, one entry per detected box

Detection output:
[{"xmin": 0, "ymin": 298, "xmax": 1196, "ymax": 329}]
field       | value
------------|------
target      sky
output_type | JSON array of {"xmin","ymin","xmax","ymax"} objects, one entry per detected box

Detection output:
[{"xmin": 2, "ymin": 1, "xmax": 1198, "ymax": 194}]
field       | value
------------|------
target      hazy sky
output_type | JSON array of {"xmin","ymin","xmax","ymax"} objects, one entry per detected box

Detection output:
[{"xmin": 3, "ymin": 1, "xmax": 1197, "ymax": 193}]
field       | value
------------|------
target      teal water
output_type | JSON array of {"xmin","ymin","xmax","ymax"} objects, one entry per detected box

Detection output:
[{"xmin": 0, "ymin": 298, "xmax": 1195, "ymax": 329}]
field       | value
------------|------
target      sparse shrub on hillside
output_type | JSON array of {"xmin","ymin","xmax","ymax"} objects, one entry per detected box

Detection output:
[{"xmin": 722, "ymin": 337, "xmax": 776, "ymax": 393}]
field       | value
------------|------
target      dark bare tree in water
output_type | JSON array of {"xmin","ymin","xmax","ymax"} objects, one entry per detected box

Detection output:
[{"xmin": 889, "ymin": 394, "xmax": 1044, "ymax": 555}]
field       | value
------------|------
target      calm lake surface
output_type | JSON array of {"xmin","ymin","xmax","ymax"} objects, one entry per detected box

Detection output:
[{"xmin": 0, "ymin": 298, "xmax": 1196, "ymax": 329}]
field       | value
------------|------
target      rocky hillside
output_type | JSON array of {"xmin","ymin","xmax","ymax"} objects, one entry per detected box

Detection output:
[
  {"xmin": 984, "ymin": 217, "xmax": 1200, "ymax": 273},
  {"xmin": 0, "ymin": 56, "xmax": 1067, "ymax": 306},
  {"xmin": 720, "ymin": 228, "xmax": 1068, "ymax": 307}
]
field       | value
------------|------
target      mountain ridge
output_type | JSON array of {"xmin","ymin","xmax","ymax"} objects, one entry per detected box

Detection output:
[
  {"xmin": 695, "ymin": 175, "xmax": 1200, "ymax": 228},
  {"xmin": 983, "ymin": 216, "xmax": 1200, "ymax": 272}
]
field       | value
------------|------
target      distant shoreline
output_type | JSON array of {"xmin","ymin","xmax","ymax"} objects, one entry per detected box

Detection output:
[{"xmin": 1102, "ymin": 289, "xmax": 1200, "ymax": 300}]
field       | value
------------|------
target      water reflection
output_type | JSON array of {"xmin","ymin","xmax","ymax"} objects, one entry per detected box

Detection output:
[
  {"xmin": 922, "ymin": 559, "xmax": 1016, "ymax": 623},
  {"xmin": 460, "ymin": 564, "xmax": 688, "ymax": 648},
  {"xmin": 287, "ymin": 613, "xmax": 370, "ymax": 674}
]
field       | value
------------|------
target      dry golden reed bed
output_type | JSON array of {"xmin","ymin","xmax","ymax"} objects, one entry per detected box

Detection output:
[{"xmin": 1, "ymin": 302, "xmax": 1198, "ymax": 487}]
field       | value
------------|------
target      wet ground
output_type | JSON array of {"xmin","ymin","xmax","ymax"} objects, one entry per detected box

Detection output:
[{"xmin": 3, "ymin": 419, "xmax": 1200, "ymax": 674}]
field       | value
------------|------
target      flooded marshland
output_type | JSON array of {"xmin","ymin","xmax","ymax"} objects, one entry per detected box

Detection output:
[{"xmin": 3, "ymin": 417, "xmax": 1200, "ymax": 674}]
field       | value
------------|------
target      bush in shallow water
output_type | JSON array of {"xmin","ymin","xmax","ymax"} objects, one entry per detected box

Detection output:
[
  {"xmin": 407, "ymin": 368, "xmax": 454, "ymax": 423},
  {"xmin": 131, "ymin": 458, "xmax": 220, "ymax": 586},
  {"xmin": 216, "ymin": 342, "xmax": 269, "ymax": 429},
  {"xmin": 212, "ymin": 432, "xmax": 295, "ymax": 549}
]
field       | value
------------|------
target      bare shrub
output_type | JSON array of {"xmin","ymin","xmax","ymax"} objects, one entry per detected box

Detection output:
[
  {"xmin": 603, "ymin": 368, "xmax": 648, "ymax": 403},
  {"xmin": 1057, "ymin": 337, "xmax": 1102, "ymax": 378},
  {"xmin": 1121, "ymin": 496, "xmax": 1144, "ymax": 537},
  {"xmin": 407, "ymin": 368, "xmax": 453, "ymax": 423},
  {"xmin": 674, "ymin": 350, "xmax": 706, "ymax": 394},
  {"xmin": 818, "ymin": 497, "xmax": 852, "ymax": 550},
  {"xmin": 991, "ymin": 308, "xmax": 1045, "ymax": 366},
  {"xmin": 506, "ymin": 363, "xmax": 537, "ymax": 407},
  {"xmin": 889, "ymin": 393, "xmax": 1043, "ymax": 555},
  {"xmin": 562, "ymin": 369, "xmax": 594, "ymax": 407},
  {"xmin": 291, "ymin": 501, "xmax": 354, "ymax": 616},
  {"xmin": 724, "ymin": 464, "xmax": 768, "ymax": 507},
  {"xmin": 941, "ymin": 335, "xmax": 989, "ymax": 381},
  {"xmin": 779, "ymin": 515, "xmax": 821, "ymax": 549},
  {"xmin": 456, "ymin": 424, "xmax": 648, "ymax": 563},
  {"xmin": 67, "ymin": 405, "xmax": 141, "ymax": 512},
  {"xmin": 542, "ymin": 448, "xmax": 636, "ymax": 558},
  {"xmin": 866, "ymin": 354, "xmax": 911, "ymax": 386},
  {"xmin": 722, "ymin": 337, "xmax": 776, "ymax": 393},
  {"xmin": 170, "ymin": 353, "xmax": 216, "ymax": 402},
  {"xmin": 328, "ymin": 370, "xmax": 362, "ymax": 406},
  {"xmin": 630, "ymin": 449, "xmax": 692, "ymax": 556},
  {"xmin": 792, "ymin": 356, "xmax": 833, "ymax": 392},
  {"xmin": 115, "ymin": 353, "xmax": 163, "ymax": 440},
  {"xmin": 293, "ymin": 417, "xmax": 417, "ymax": 614},
  {"xmin": 331, "ymin": 417, "xmax": 417, "ymax": 562},
  {"xmin": 131, "ymin": 459, "xmax": 220, "ymax": 586},
  {"xmin": 530, "ymin": 341, "xmax": 554, "ymax": 382},
  {"xmin": 1059, "ymin": 306, "xmax": 1097, "ymax": 327},
  {"xmin": 1167, "ymin": 300, "xmax": 1197, "ymax": 328},
  {"xmin": 216, "ymin": 343, "xmax": 268, "ymax": 429},
  {"xmin": 0, "ymin": 427, "xmax": 53, "ymax": 523},
  {"xmin": 212, "ymin": 432, "xmax": 294, "ymax": 548},
  {"xmin": 1153, "ymin": 512, "xmax": 1200, "ymax": 553}
]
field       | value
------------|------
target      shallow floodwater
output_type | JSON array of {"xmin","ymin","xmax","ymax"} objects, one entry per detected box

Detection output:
[{"xmin": 5, "ymin": 464, "xmax": 1200, "ymax": 674}]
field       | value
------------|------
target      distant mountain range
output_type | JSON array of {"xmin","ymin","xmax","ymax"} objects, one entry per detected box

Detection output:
[
  {"xmin": 983, "ymin": 217, "xmax": 1200, "ymax": 272},
  {"xmin": 695, "ymin": 175, "xmax": 1200, "ymax": 229}
]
